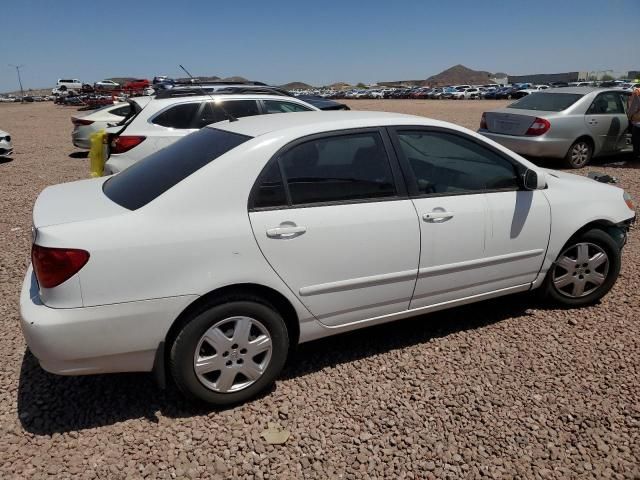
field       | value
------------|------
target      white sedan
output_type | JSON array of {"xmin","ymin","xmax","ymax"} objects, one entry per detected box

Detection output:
[
  {"xmin": 71, "ymin": 103, "xmax": 132, "ymax": 149},
  {"xmin": 20, "ymin": 111, "xmax": 635, "ymax": 405},
  {"xmin": 0, "ymin": 129, "xmax": 13, "ymax": 157}
]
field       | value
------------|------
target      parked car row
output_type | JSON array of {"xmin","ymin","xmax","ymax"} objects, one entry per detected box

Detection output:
[{"xmin": 290, "ymin": 81, "xmax": 639, "ymax": 101}]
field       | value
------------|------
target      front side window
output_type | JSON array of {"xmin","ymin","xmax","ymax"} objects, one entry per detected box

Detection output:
[
  {"xmin": 395, "ymin": 130, "xmax": 519, "ymax": 195},
  {"xmin": 586, "ymin": 92, "xmax": 624, "ymax": 115},
  {"xmin": 152, "ymin": 103, "xmax": 200, "ymax": 128},
  {"xmin": 263, "ymin": 100, "xmax": 313, "ymax": 114},
  {"xmin": 279, "ymin": 132, "xmax": 396, "ymax": 206}
]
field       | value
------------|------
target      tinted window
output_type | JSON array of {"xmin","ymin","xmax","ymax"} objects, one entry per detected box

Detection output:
[
  {"xmin": 396, "ymin": 130, "xmax": 519, "ymax": 194},
  {"xmin": 104, "ymin": 128, "xmax": 251, "ymax": 210},
  {"xmin": 110, "ymin": 105, "xmax": 130, "ymax": 117},
  {"xmin": 279, "ymin": 132, "xmax": 396, "ymax": 205},
  {"xmin": 507, "ymin": 93, "xmax": 583, "ymax": 111},
  {"xmin": 253, "ymin": 161, "xmax": 287, "ymax": 208},
  {"xmin": 192, "ymin": 100, "xmax": 261, "ymax": 129},
  {"xmin": 586, "ymin": 92, "xmax": 624, "ymax": 115},
  {"xmin": 224, "ymin": 100, "xmax": 260, "ymax": 119},
  {"xmin": 263, "ymin": 100, "xmax": 313, "ymax": 114},
  {"xmin": 152, "ymin": 103, "xmax": 200, "ymax": 128}
]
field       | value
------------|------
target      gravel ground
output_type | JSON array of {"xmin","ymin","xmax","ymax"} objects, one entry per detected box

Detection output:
[{"xmin": 0, "ymin": 101, "xmax": 638, "ymax": 479}]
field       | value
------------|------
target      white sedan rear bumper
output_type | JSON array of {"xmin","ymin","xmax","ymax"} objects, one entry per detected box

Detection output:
[{"xmin": 20, "ymin": 266, "xmax": 197, "ymax": 375}]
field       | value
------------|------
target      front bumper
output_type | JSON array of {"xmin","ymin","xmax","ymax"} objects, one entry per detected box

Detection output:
[
  {"xmin": 479, "ymin": 130, "xmax": 572, "ymax": 159},
  {"xmin": 20, "ymin": 266, "xmax": 197, "ymax": 375}
]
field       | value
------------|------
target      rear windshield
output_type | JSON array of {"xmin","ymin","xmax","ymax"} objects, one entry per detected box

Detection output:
[
  {"xmin": 103, "ymin": 127, "xmax": 251, "ymax": 210},
  {"xmin": 507, "ymin": 93, "xmax": 583, "ymax": 112}
]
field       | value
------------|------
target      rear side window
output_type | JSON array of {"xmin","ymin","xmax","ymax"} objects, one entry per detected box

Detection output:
[
  {"xmin": 192, "ymin": 100, "xmax": 261, "ymax": 129},
  {"xmin": 263, "ymin": 100, "xmax": 313, "ymax": 113},
  {"xmin": 104, "ymin": 128, "xmax": 252, "ymax": 210},
  {"xmin": 507, "ymin": 93, "xmax": 583, "ymax": 112},
  {"xmin": 252, "ymin": 162, "xmax": 287, "ymax": 208},
  {"xmin": 110, "ymin": 105, "xmax": 131, "ymax": 117},
  {"xmin": 278, "ymin": 132, "xmax": 396, "ymax": 205},
  {"xmin": 152, "ymin": 103, "xmax": 200, "ymax": 128}
]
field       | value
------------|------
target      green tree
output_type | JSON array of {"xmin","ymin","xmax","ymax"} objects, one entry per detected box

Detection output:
[
  {"xmin": 356, "ymin": 82, "xmax": 368, "ymax": 89},
  {"xmin": 600, "ymin": 74, "xmax": 614, "ymax": 81}
]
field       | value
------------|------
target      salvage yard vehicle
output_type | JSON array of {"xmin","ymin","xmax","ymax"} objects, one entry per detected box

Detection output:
[
  {"xmin": 71, "ymin": 103, "xmax": 132, "ymax": 149},
  {"xmin": 0, "ymin": 129, "xmax": 12, "ymax": 157},
  {"xmin": 21, "ymin": 111, "xmax": 635, "ymax": 405},
  {"xmin": 479, "ymin": 87, "xmax": 633, "ymax": 168},
  {"xmin": 94, "ymin": 80, "xmax": 120, "ymax": 90},
  {"xmin": 103, "ymin": 91, "xmax": 319, "ymax": 174}
]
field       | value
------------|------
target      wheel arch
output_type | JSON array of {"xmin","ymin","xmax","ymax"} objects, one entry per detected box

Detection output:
[
  {"xmin": 562, "ymin": 219, "xmax": 621, "ymax": 250},
  {"xmin": 570, "ymin": 134, "xmax": 596, "ymax": 155},
  {"xmin": 164, "ymin": 283, "xmax": 301, "ymax": 358}
]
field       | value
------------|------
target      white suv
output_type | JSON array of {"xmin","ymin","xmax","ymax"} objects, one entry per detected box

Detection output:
[{"xmin": 103, "ymin": 92, "xmax": 319, "ymax": 174}]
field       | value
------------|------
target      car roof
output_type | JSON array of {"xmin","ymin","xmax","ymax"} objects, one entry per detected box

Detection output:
[
  {"xmin": 146, "ymin": 93, "xmax": 313, "ymax": 107},
  {"xmin": 210, "ymin": 110, "xmax": 449, "ymax": 138},
  {"xmin": 538, "ymin": 86, "xmax": 617, "ymax": 95}
]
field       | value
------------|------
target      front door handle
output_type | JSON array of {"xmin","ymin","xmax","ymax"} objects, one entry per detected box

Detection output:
[
  {"xmin": 266, "ymin": 225, "xmax": 307, "ymax": 238},
  {"xmin": 422, "ymin": 211, "xmax": 454, "ymax": 222}
]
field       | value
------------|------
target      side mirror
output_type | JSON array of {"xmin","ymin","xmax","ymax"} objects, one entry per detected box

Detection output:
[{"xmin": 523, "ymin": 169, "xmax": 545, "ymax": 190}]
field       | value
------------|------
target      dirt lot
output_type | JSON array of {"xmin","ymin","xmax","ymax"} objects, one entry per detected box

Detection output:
[{"xmin": 0, "ymin": 101, "xmax": 638, "ymax": 479}]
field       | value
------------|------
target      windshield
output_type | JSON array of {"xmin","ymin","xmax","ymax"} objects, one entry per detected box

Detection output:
[
  {"xmin": 104, "ymin": 127, "xmax": 252, "ymax": 210},
  {"xmin": 507, "ymin": 93, "xmax": 584, "ymax": 112}
]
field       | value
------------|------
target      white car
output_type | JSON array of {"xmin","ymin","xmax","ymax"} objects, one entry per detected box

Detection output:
[
  {"xmin": 451, "ymin": 87, "xmax": 480, "ymax": 100},
  {"xmin": 103, "ymin": 93, "xmax": 319, "ymax": 174},
  {"xmin": 94, "ymin": 80, "xmax": 120, "ymax": 90},
  {"xmin": 71, "ymin": 103, "xmax": 133, "ymax": 149},
  {"xmin": 0, "ymin": 129, "xmax": 13, "ymax": 157},
  {"xmin": 20, "ymin": 111, "xmax": 636, "ymax": 405},
  {"xmin": 52, "ymin": 78, "xmax": 82, "ymax": 94}
]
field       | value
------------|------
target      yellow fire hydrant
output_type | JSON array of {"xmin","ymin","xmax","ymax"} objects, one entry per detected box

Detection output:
[{"xmin": 88, "ymin": 130, "xmax": 107, "ymax": 177}]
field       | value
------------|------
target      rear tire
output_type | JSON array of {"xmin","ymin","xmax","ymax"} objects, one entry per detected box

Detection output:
[
  {"xmin": 564, "ymin": 139, "xmax": 593, "ymax": 168},
  {"xmin": 541, "ymin": 229, "xmax": 621, "ymax": 307},
  {"xmin": 170, "ymin": 299, "xmax": 289, "ymax": 406}
]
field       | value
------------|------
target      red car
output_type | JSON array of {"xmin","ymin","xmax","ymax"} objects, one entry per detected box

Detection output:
[{"xmin": 122, "ymin": 79, "xmax": 150, "ymax": 91}]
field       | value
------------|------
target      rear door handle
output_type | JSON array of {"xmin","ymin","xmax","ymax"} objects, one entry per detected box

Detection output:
[
  {"xmin": 422, "ymin": 212, "xmax": 454, "ymax": 222},
  {"xmin": 266, "ymin": 226, "xmax": 307, "ymax": 238}
]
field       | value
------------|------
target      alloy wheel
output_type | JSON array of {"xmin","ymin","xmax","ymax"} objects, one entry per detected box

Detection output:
[
  {"xmin": 569, "ymin": 142, "xmax": 590, "ymax": 168},
  {"xmin": 193, "ymin": 316, "xmax": 273, "ymax": 393},
  {"xmin": 552, "ymin": 242, "xmax": 609, "ymax": 298}
]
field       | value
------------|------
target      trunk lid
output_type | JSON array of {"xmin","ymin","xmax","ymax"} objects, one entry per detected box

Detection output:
[
  {"xmin": 484, "ymin": 109, "xmax": 545, "ymax": 135},
  {"xmin": 33, "ymin": 177, "xmax": 127, "ymax": 228}
]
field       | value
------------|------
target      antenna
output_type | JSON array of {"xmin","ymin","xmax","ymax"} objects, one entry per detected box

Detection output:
[
  {"xmin": 178, "ymin": 64, "xmax": 238, "ymax": 122},
  {"xmin": 8, "ymin": 64, "xmax": 25, "ymax": 102}
]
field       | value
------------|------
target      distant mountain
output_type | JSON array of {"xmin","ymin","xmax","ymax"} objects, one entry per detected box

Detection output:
[
  {"xmin": 426, "ymin": 64, "xmax": 494, "ymax": 86},
  {"xmin": 379, "ymin": 65, "xmax": 505, "ymax": 87},
  {"xmin": 280, "ymin": 81, "xmax": 314, "ymax": 90},
  {"xmin": 329, "ymin": 82, "xmax": 352, "ymax": 90},
  {"xmin": 220, "ymin": 76, "xmax": 250, "ymax": 83}
]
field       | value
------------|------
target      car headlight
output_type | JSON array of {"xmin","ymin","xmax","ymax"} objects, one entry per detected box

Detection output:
[{"xmin": 623, "ymin": 191, "xmax": 635, "ymax": 211}]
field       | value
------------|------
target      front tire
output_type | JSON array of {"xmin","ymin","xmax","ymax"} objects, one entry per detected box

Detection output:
[
  {"xmin": 564, "ymin": 139, "xmax": 593, "ymax": 168},
  {"xmin": 541, "ymin": 229, "xmax": 621, "ymax": 307},
  {"xmin": 170, "ymin": 300, "xmax": 289, "ymax": 405}
]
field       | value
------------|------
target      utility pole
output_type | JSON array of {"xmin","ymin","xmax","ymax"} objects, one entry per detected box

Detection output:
[{"xmin": 8, "ymin": 64, "xmax": 25, "ymax": 102}]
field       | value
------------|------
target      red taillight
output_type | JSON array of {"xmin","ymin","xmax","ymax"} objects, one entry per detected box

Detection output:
[
  {"xmin": 480, "ymin": 112, "xmax": 487, "ymax": 130},
  {"xmin": 111, "ymin": 135, "xmax": 146, "ymax": 154},
  {"xmin": 31, "ymin": 245, "xmax": 90, "ymax": 288},
  {"xmin": 72, "ymin": 118, "xmax": 94, "ymax": 126},
  {"xmin": 525, "ymin": 117, "xmax": 551, "ymax": 136}
]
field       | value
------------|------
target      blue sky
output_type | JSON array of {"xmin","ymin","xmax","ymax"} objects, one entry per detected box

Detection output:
[{"xmin": 1, "ymin": 0, "xmax": 638, "ymax": 92}]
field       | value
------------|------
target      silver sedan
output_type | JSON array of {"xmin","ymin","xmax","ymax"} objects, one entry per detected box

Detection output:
[{"xmin": 479, "ymin": 87, "xmax": 633, "ymax": 168}]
